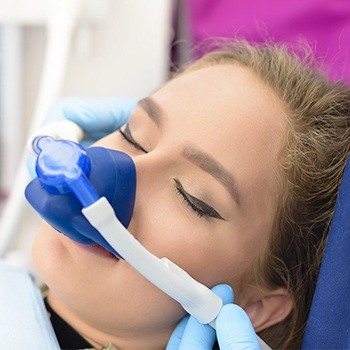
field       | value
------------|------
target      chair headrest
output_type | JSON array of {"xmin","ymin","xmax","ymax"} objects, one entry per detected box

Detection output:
[{"xmin": 302, "ymin": 158, "xmax": 350, "ymax": 349}]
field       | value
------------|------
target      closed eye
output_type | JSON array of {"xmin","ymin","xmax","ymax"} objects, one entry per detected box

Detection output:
[
  {"xmin": 119, "ymin": 125, "xmax": 225, "ymax": 220},
  {"xmin": 119, "ymin": 124, "xmax": 148, "ymax": 153},
  {"xmin": 174, "ymin": 179, "xmax": 225, "ymax": 220}
]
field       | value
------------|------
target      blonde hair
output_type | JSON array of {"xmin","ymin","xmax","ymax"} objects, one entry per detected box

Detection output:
[{"xmin": 181, "ymin": 40, "xmax": 350, "ymax": 348}]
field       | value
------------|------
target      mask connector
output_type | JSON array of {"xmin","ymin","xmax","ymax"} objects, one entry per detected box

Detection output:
[{"xmin": 32, "ymin": 136, "xmax": 99, "ymax": 207}]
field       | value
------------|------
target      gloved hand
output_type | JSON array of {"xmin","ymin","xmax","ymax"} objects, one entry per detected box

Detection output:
[
  {"xmin": 37, "ymin": 97, "xmax": 137, "ymax": 143},
  {"xmin": 166, "ymin": 284, "xmax": 261, "ymax": 350},
  {"xmin": 27, "ymin": 97, "xmax": 137, "ymax": 177},
  {"xmin": 58, "ymin": 97, "xmax": 137, "ymax": 142}
]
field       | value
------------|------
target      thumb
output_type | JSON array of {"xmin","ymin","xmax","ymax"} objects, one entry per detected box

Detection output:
[
  {"xmin": 211, "ymin": 284, "xmax": 234, "ymax": 305},
  {"xmin": 178, "ymin": 316, "xmax": 215, "ymax": 350},
  {"xmin": 64, "ymin": 97, "xmax": 137, "ymax": 139}
]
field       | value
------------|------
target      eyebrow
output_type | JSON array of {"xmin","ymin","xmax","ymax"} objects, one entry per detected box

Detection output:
[
  {"xmin": 181, "ymin": 145, "xmax": 241, "ymax": 206},
  {"xmin": 138, "ymin": 97, "xmax": 164, "ymax": 127},
  {"xmin": 139, "ymin": 97, "xmax": 241, "ymax": 206}
]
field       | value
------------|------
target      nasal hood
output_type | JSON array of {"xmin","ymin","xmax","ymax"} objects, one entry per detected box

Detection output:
[{"xmin": 25, "ymin": 146, "xmax": 136, "ymax": 252}]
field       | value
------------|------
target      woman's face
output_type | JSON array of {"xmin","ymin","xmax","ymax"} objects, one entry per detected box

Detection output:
[{"xmin": 33, "ymin": 64, "xmax": 287, "ymax": 348}]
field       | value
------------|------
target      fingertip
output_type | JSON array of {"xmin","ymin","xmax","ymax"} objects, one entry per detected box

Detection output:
[
  {"xmin": 211, "ymin": 284, "xmax": 234, "ymax": 304},
  {"xmin": 217, "ymin": 304, "xmax": 256, "ymax": 335},
  {"xmin": 165, "ymin": 316, "xmax": 189, "ymax": 350},
  {"xmin": 216, "ymin": 304, "xmax": 260, "ymax": 349},
  {"xmin": 177, "ymin": 315, "xmax": 191, "ymax": 330},
  {"xmin": 180, "ymin": 316, "xmax": 216, "ymax": 349},
  {"xmin": 63, "ymin": 105, "xmax": 83, "ymax": 123}
]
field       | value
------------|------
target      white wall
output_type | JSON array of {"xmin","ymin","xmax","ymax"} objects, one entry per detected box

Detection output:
[
  {"xmin": 63, "ymin": 1, "xmax": 174, "ymax": 98},
  {"xmin": 23, "ymin": 0, "xmax": 174, "ymax": 126}
]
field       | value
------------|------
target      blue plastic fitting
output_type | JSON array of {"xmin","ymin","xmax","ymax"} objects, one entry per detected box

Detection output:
[{"xmin": 33, "ymin": 136, "xmax": 99, "ymax": 206}]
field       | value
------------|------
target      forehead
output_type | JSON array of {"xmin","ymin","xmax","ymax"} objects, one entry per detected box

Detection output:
[
  {"xmin": 153, "ymin": 64, "xmax": 285, "ymax": 131},
  {"xmin": 152, "ymin": 64, "xmax": 286, "ymax": 158},
  {"xmin": 151, "ymin": 64, "xmax": 287, "ymax": 210}
]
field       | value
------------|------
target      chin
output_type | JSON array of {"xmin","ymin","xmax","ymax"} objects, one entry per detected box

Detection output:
[{"xmin": 32, "ymin": 221, "xmax": 121, "ymax": 299}]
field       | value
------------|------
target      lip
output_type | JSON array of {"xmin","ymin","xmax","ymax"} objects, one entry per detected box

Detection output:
[{"xmin": 72, "ymin": 241, "xmax": 119, "ymax": 260}]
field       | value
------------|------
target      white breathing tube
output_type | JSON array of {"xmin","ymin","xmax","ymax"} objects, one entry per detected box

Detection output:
[{"xmin": 82, "ymin": 197, "xmax": 223, "ymax": 325}]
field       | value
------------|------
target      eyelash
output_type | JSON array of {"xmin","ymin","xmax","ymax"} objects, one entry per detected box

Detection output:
[
  {"xmin": 174, "ymin": 181, "xmax": 207, "ymax": 218},
  {"xmin": 119, "ymin": 126, "xmax": 147, "ymax": 153},
  {"xmin": 119, "ymin": 126, "xmax": 224, "ymax": 220},
  {"xmin": 174, "ymin": 179, "xmax": 224, "ymax": 220}
]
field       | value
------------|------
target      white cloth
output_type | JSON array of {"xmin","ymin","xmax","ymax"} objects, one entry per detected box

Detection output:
[{"xmin": 0, "ymin": 260, "xmax": 60, "ymax": 349}]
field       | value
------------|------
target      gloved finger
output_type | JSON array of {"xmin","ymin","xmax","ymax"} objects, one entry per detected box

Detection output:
[
  {"xmin": 216, "ymin": 304, "xmax": 260, "ymax": 350},
  {"xmin": 166, "ymin": 316, "xmax": 190, "ymax": 350},
  {"xmin": 27, "ymin": 97, "xmax": 137, "ymax": 177},
  {"xmin": 171, "ymin": 284, "xmax": 234, "ymax": 350},
  {"xmin": 63, "ymin": 97, "xmax": 137, "ymax": 139},
  {"xmin": 211, "ymin": 284, "xmax": 234, "ymax": 305},
  {"xmin": 178, "ymin": 316, "xmax": 215, "ymax": 350},
  {"xmin": 42, "ymin": 98, "xmax": 77, "ymax": 124}
]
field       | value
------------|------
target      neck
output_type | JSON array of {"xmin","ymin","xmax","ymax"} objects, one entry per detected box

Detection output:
[{"xmin": 47, "ymin": 290, "xmax": 173, "ymax": 349}]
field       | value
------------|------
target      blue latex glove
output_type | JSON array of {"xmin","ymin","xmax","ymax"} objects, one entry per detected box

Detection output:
[
  {"xmin": 41, "ymin": 97, "xmax": 137, "ymax": 143},
  {"xmin": 27, "ymin": 97, "xmax": 137, "ymax": 177},
  {"xmin": 166, "ymin": 284, "xmax": 261, "ymax": 350}
]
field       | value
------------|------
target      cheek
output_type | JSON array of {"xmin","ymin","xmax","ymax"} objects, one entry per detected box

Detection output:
[
  {"xmin": 32, "ymin": 223, "xmax": 66, "ymax": 280},
  {"xmin": 129, "ymin": 186, "xmax": 252, "ymax": 291}
]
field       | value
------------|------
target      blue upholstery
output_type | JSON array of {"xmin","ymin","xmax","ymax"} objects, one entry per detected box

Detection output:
[{"xmin": 302, "ymin": 158, "xmax": 350, "ymax": 349}]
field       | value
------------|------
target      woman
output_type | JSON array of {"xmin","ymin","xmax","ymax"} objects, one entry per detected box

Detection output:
[{"xmin": 32, "ymin": 40, "xmax": 350, "ymax": 349}]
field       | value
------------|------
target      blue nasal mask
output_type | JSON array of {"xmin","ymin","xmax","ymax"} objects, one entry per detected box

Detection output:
[{"xmin": 25, "ymin": 136, "xmax": 136, "ymax": 258}]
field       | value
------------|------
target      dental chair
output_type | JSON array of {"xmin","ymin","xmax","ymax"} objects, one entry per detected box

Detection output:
[
  {"xmin": 302, "ymin": 157, "xmax": 350, "ymax": 349},
  {"xmin": 1, "ymin": 159, "xmax": 350, "ymax": 349}
]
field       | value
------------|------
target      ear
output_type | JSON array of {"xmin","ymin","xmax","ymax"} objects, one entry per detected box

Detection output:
[{"xmin": 243, "ymin": 287, "xmax": 293, "ymax": 332}]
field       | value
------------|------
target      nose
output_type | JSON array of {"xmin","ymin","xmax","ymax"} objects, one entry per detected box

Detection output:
[
  {"xmin": 126, "ymin": 150, "xmax": 174, "ymax": 235},
  {"xmin": 131, "ymin": 148, "xmax": 174, "ymax": 182}
]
